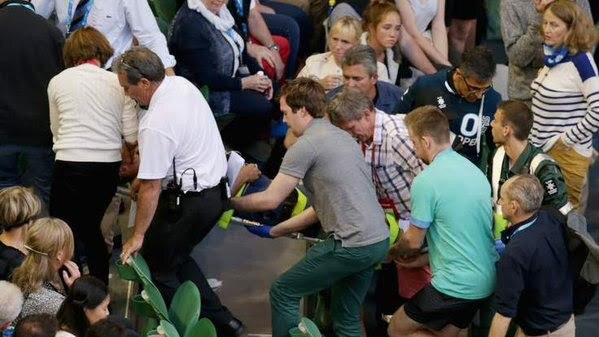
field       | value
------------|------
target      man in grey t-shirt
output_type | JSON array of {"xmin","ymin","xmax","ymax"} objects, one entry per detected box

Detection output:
[{"xmin": 231, "ymin": 78, "xmax": 389, "ymax": 337}]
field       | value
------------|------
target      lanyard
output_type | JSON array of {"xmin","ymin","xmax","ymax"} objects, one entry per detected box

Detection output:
[
  {"xmin": 66, "ymin": 0, "xmax": 95, "ymax": 34},
  {"xmin": 512, "ymin": 217, "xmax": 537, "ymax": 238},
  {"xmin": 5, "ymin": 2, "xmax": 35, "ymax": 12}
]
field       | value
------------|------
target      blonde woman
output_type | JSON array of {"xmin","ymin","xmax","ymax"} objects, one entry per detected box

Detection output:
[
  {"xmin": 298, "ymin": 17, "xmax": 390, "ymax": 91},
  {"xmin": 0, "ymin": 186, "xmax": 42, "ymax": 280},
  {"xmin": 529, "ymin": 0, "xmax": 599, "ymax": 210},
  {"xmin": 11, "ymin": 218, "xmax": 80, "ymax": 319}
]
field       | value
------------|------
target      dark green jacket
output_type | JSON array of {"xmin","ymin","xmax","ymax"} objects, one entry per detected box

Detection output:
[{"xmin": 490, "ymin": 143, "xmax": 571, "ymax": 214}]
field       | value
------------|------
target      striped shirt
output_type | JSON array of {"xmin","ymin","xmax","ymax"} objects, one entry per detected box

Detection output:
[
  {"xmin": 362, "ymin": 110, "xmax": 425, "ymax": 220},
  {"xmin": 529, "ymin": 52, "xmax": 599, "ymax": 157}
]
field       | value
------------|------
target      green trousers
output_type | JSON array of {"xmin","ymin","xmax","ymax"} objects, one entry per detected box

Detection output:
[{"xmin": 270, "ymin": 237, "xmax": 389, "ymax": 337}]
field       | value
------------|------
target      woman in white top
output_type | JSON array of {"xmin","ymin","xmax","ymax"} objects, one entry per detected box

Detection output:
[
  {"xmin": 56, "ymin": 276, "xmax": 110, "ymax": 337},
  {"xmin": 298, "ymin": 16, "xmax": 389, "ymax": 91},
  {"xmin": 47, "ymin": 27, "xmax": 138, "ymax": 286},
  {"xmin": 396, "ymin": 0, "xmax": 451, "ymax": 68},
  {"xmin": 362, "ymin": 1, "xmax": 437, "ymax": 86}
]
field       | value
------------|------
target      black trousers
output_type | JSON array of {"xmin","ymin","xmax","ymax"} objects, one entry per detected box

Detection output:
[
  {"xmin": 142, "ymin": 184, "xmax": 236, "ymax": 330},
  {"xmin": 49, "ymin": 160, "xmax": 120, "ymax": 285}
]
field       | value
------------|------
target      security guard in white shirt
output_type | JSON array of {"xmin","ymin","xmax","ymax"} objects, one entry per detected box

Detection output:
[{"xmin": 117, "ymin": 47, "xmax": 245, "ymax": 337}]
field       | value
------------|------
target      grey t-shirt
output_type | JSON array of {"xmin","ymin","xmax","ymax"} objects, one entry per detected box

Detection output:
[{"xmin": 280, "ymin": 118, "xmax": 389, "ymax": 248}]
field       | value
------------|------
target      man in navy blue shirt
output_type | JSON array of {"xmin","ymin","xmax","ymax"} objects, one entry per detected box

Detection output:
[
  {"xmin": 394, "ymin": 46, "xmax": 502, "ymax": 171},
  {"xmin": 327, "ymin": 45, "xmax": 404, "ymax": 115},
  {"xmin": 489, "ymin": 174, "xmax": 574, "ymax": 337}
]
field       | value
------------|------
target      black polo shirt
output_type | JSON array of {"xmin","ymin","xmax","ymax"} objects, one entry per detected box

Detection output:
[{"xmin": 495, "ymin": 210, "xmax": 573, "ymax": 336}]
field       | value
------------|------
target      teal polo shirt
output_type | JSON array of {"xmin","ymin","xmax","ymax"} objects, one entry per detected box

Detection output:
[{"xmin": 410, "ymin": 149, "xmax": 498, "ymax": 300}]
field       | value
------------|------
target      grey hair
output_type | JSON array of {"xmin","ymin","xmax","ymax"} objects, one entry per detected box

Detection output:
[
  {"xmin": 502, "ymin": 175, "xmax": 544, "ymax": 213},
  {"xmin": 342, "ymin": 45, "xmax": 378, "ymax": 77},
  {"xmin": 112, "ymin": 47, "xmax": 165, "ymax": 85},
  {"xmin": 328, "ymin": 89, "xmax": 374, "ymax": 125},
  {"xmin": 0, "ymin": 281, "xmax": 24, "ymax": 326}
]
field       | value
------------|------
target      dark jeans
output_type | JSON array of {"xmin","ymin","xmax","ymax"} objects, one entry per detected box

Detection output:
[
  {"xmin": 49, "ymin": 160, "xmax": 120, "ymax": 285},
  {"xmin": 261, "ymin": 1, "xmax": 310, "ymax": 78},
  {"xmin": 0, "ymin": 144, "xmax": 54, "ymax": 205},
  {"xmin": 142, "ymin": 184, "xmax": 237, "ymax": 331},
  {"xmin": 221, "ymin": 89, "xmax": 273, "ymax": 150}
]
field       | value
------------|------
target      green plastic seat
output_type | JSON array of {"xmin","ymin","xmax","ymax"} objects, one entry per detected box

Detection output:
[
  {"xmin": 184, "ymin": 318, "xmax": 217, "ymax": 337},
  {"xmin": 157, "ymin": 320, "xmax": 181, "ymax": 337},
  {"xmin": 141, "ymin": 281, "xmax": 170, "ymax": 321},
  {"xmin": 133, "ymin": 294, "xmax": 160, "ymax": 319},
  {"xmin": 149, "ymin": 0, "xmax": 178, "ymax": 24},
  {"xmin": 118, "ymin": 254, "xmax": 152, "ymax": 285},
  {"xmin": 289, "ymin": 318, "xmax": 322, "ymax": 337},
  {"xmin": 169, "ymin": 281, "xmax": 201, "ymax": 336}
]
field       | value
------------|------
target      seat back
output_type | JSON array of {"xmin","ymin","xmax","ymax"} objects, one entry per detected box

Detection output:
[
  {"xmin": 149, "ymin": 0, "xmax": 179, "ymax": 24},
  {"xmin": 158, "ymin": 320, "xmax": 181, "ymax": 337},
  {"xmin": 184, "ymin": 318, "xmax": 217, "ymax": 337},
  {"xmin": 169, "ymin": 281, "xmax": 201, "ymax": 336},
  {"xmin": 142, "ymin": 281, "xmax": 170, "ymax": 321}
]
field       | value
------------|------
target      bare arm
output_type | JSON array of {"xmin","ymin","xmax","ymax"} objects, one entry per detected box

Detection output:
[
  {"xmin": 399, "ymin": 29, "xmax": 437, "ymax": 75},
  {"xmin": 231, "ymin": 172, "xmax": 299, "ymax": 212},
  {"xmin": 121, "ymin": 179, "xmax": 162, "ymax": 261},
  {"xmin": 488, "ymin": 313, "xmax": 512, "ymax": 337},
  {"xmin": 396, "ymin": 0, "xmax": 449, "ymax": 66},
  {"xmin": 248, "ymin": 7, "xmax": 285, "ymax": 80},
  {"xmin": 270, "ymin": 207, "xmax": 319, "ymax": 237},
  {"xmin": 388, "ymin": 224, "xmax": 427, "ymax": 259},
  {"xmin": 430, "ymin": 0, "xmax": 449, "ymax": 61}
]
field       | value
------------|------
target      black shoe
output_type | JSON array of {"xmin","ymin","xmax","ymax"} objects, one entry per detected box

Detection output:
[{"xmin": 216, "ymin": 317, "xmax": 246, "ymax": 337}]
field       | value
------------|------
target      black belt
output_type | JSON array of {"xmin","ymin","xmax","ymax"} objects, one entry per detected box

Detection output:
[{"xmin": 163, "ymin": 177, "xmax": 228, "ymax": 199}]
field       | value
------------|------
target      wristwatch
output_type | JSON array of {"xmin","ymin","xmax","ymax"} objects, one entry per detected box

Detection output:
[{"xmin": 268, "ymin": 43, "xmax": 280, "ymax": 52}]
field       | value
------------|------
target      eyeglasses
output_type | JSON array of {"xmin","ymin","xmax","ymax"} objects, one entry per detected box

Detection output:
[{"xmin": 458, "ymin": 71, "xmax": 492, "ymax": 96}]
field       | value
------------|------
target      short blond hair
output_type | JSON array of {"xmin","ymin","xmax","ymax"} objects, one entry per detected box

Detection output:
[
  {"xmin": 404, "ymin": 106, "xmax": 450, "ymax": 144},
  {"xmin": 542, "ymin": 0, "xmax": 599, "ymax": 54},
  {"xmin": 329, "ymin": 16, "xmax": 362, "ymax": 43},
  {"xmin": 0, "ymin": 186, "xmax": 41, "ymax": 231},
  {"xmin": 11, "ymin": 218, "xmax": 74, "ymax": 295}
]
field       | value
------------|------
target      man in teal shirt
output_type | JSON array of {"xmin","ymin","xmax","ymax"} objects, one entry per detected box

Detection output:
[{"xmin": 388, "ymin": 106, "xmax": 498, "ymax": 337}]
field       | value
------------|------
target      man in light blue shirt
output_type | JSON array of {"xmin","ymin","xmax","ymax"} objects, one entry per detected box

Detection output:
[{"xmin": 388, "ymin": 105, "xmax": 497, "ymax": 337}]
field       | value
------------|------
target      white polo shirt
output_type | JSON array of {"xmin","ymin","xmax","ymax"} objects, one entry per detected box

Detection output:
[{"xmin": 137, "ymin": 76, "xmax": 227, "ymax": 192}]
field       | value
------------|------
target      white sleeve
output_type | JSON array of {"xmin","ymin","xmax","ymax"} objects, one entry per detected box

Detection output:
[
  {"xmin": 32, "ymin": 0, "xmax": 56, "ymax": 19},
  {"xmin": 123, "ymin": 0, "xmax": 176, "ymax": 68},
  {"xmin": 47, "ymin": 78, "xmax": 60, "ymax": 145},
  {"xmin": 121, "ymin": 96, "xmax": 139, "ymax": 144},
  {"xmin": 137, "ymin": 128, "xmax": 176, "ymax": 180}
]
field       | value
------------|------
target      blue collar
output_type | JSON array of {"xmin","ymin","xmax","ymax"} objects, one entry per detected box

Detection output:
[
  {"xmin": 501, "ymin": 213, "xmax": 538, "ymax": 244},
  {"xmin": 543, "ymin": 45, "xmax": 571, "ymax": 67}
]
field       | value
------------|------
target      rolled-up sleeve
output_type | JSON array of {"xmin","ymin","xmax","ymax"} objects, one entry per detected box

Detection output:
[
  {"xmin": 495, "ymin": 251, "xmax": 525, "ymax": 318},
  {"xmin": 124, "ymin": 0, "xmax": 176, "ymax": 68},
  {"xmin": 409, "ymin": 177, "xmax": 434, "ymax": 229}
]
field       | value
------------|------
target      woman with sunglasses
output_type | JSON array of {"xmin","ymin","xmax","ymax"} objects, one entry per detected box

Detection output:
[{"xmin": 529, "ymin": 0, "xmax": 599, "ymax": 211}]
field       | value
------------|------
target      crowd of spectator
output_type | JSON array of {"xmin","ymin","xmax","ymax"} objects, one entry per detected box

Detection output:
[{"xmin": 0, "ymin": 0, "xmax": 598, "ymax": 337}]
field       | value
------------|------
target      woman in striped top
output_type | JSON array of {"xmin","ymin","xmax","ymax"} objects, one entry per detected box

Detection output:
[{"xmin": 529, "ymin": 0, "xmax": 599, "ymax": 210}]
